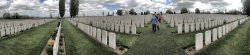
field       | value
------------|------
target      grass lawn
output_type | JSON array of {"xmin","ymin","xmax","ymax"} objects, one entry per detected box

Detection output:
[
  {"xmin": 0, "ymin": 20, "xmax": 57, "ymax": 55},
  {"xmin": 62, "ymin": 17, "xmax": 250, "ymax": 55},
  {"xmin": 115, "ymin": 32, "xmax": 140, "ymax": 49},
  {"xmin": 124, "ymin": 21, "xmax": 199, "ymax": 55},
  {"xmin": 196, "ymin": 18, "xmax": 250, "ymax": 55},
  {"xmin": 62, "ymin": 20, "xmax": 115, "ymax": 55},
  {"xmin": 123, "ymin": 19, "xmax": 250, "ymax": 55}
]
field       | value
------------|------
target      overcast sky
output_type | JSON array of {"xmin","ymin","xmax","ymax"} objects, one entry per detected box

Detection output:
[{"xmin": 0, "ymin": 0, "xmax": 243, "ymax": 17}]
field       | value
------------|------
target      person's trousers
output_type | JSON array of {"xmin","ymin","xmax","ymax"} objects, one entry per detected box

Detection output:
[
  {"xmin": 152, "ymin": 24, "xmax": 157, "ymax": 32},
  {"xmin": 157, "ymin": 25, "xmax": 160, "ymax": 30}
]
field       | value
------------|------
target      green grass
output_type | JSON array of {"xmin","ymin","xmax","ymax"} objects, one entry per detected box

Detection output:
[
  {"xmin": 196, "ymin": 18, "xmax": 250, "ymax": 55},
  {"xmin": 122, "ymin": 21, "xmax": 203, "ymax": 55},
  {"xmin": 123, "ymin": 19, "xmax": 250, "ymax": 55},
  {"xmin": 116, "ymin": 34, "xmax": 139, "ymax": 49},
  {"xmin": 62, "ymin": 20, "xmax": 115, "ymax": 55},
  {"xmin": 62, "ymin": 18, "xmax": 250, "ymax": 55},
  {"xmin": 0, "ymin": 20, "xmax": 57, "ymax": 55}
]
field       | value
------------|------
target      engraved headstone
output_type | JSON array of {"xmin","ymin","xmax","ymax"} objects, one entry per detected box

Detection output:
[
  {"xmin": 205, "ymin": 30, "xmax": 212, "ymax": 45},
  {"xmin": 195, "ymin": 33, "xmax": 203, "ymax": 51},
  {"xmin": 108, "ymin": 32, "xmax": 116, "ymax": 49}
]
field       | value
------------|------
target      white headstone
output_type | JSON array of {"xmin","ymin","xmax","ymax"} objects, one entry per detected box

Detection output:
[
  {"xmin": 6, "ymin": 27, "xmax": 10, "ymax": 35},
  {"xmin": 86, "ymin": 25, "xmax": 90, "ymax": 35},
  {"xmin": 102, "ymin": 30, "xmax": 108, "ymax": 45},
  {"xmin": 108, "ymin": 32, "xmax": 116, "ymax": 49},
  {"xmin": 111, "ymin": 24, "xmax": 115, "ymax": 31},
  {"xmin": 106, "ymin": 23, "xmax": 110, "ymax": 30},
  {"xmin": 103, "ymin": 23, "xmax": 106, "ymax": 29},
  {"xmin": 200, "ymin": 22, "xmax": 205, "ymax": 30},
  {"xmin": 205, "ymin": 30, "xmax": 211, "ymax": 45},
  {"xmin": 131, "ymin": 24, "xmax": 136, "ymax": 34},
  {"xmin": 228, "ymin": 23, "xmax": 232, "ymax": 32},
  {"xmin": 134, "ymin": 21, "xmax": 140, "ymax": 27},
  {"xmin": 177, "ymin": 23, "xmax": 183, "ymax": 34},
  {"xmin": 222, "ymin": 25, "xmax": 226, "ymax": 36},
  {"xmin": 218, "ymin": 27, "xmax": 223, "ymax": 38},
  {"xmin": 17, "ymin": 25, "xmax": 21, "ymax": 32},
  {"xmin": 81, "ymin": 24, "xmax": 85, "ymax": 32},
  {"xmin": 89, "ymin": 26, "xmax": 93, "ymax": 36},
  {"xmin": 115, "ymin": 24, "xmax": 119, "ymax": 32},
  {"xmin": 125, "ymin": 24, "xmax": 130, "ymax": 34},
  {"xmin": 212, "ymin": 28, "xmax": 218, "ymax": 42},
  {"xmin": 135, "ymin": 21, "xmax": 140, "ymax": 27},
  {"xmin": 195, "ymin": 33, "xmax": 203, "ymax": 51},
  {"xmin": 211, "ymin": 21, "xmax": 214, "ymax": 27},
  {"xmin": 209, "ymin": 21, "xmax": 212, "ymax": 28},
  {"xmin": 184, "ymin": 24, "xmax": 189, "ymax": 33},
  {"xmin": 170, "ymin": 19, "xmax": 174, "ymax": 27},
  {"xmin": 14, "ymin": 26, "xmax": 18, "ymax": 34},
  {"xmin": 140, "ymin": 21, "xmax": 144, "ymax": 27},
  {"xmin": 190, "ymin": 23, "xmax": 195, "ymax": 32},
  {"xmin": 92, "ymin": 27, "xmax": 97, "ymax": 38},
  {"xmin": 205, "ymin": 22, "xmax": 209, "ymax": 29},
  {"xmin": 215, "ymin": 20, "xmax": 218, "ymax": 27},
  {"xmin": 195, "ymin": 22, "xmax": 200, "ymax": 31},
  {"xmin": 225, "ymin": 24, "xmax": 229, "ymax": 34},
  {"xmin": 1, "ymin": 28, "xmax": 5, "ymax": 37},
  {"xmin": 77, "ymin": 23, "xmax": 82, "ymax": 29},
  {"xmin": 10, "ymin": 26, "xmax": 14, "ymax": 35},
  {"xmin": 119, "ymin": 24, "xmax": 124, "ymax": 33},
  {"xmin": 23, "ymin": 24, "xmax": 27, "ymax": 30},
  {"xmin": 97, "ymin": 29, "xmax": 102, "ymax": 41},
  {"xmin": 21, "ymin": 24, "xmax": 24, "ymax": 31}
]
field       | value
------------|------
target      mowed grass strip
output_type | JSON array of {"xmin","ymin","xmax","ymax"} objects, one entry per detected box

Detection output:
[
  {"xmin": 125, "ymin": 21, "xmax": 197, "ymax": 55},
  {"xmin": 62, "ymin": 20, "xmax": 115, "ymax": 55},
  {"xmin": 0, "ymin": 20, "xmax": 57, "ymax": 55},
  {"xmin": 197, "ymin": 18, "xmax": 250, "ymax": 55}
]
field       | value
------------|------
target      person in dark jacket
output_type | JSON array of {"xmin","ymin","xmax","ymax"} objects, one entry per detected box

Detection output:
[{"xmin": 151, "ymin": 14, "xmax": 159, "ymax": 32}]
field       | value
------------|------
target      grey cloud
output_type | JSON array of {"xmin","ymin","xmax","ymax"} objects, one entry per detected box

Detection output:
[
  {"xmin": 0, "ymin": 1, "xmax": 11, "ymax": 10},
  {"xmin": 174, "ymin": 1, "xmax": 195, "ymax": 10},
  {"xmin": 171, "ymin": 0, "xmax": 231, "ymax": 12},
  {"xmin": 188, "ymin": 0, "xmax": 224, "ymax": 4},
  {"xmin": 12, "ymin": 5, "xmax": 39, "ymax": 10},
  {"xmin": 210, "ymin": 1, "xmax": 229, "ymax": 8}
]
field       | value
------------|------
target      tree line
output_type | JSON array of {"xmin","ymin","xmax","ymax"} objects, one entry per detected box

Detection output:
[{"xmin": 2, "ymin": 13, "xmax": 33, "ymax": 19}]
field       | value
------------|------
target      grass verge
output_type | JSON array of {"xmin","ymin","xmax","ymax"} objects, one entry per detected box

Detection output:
[
  {"xmin": 0, "ymin": 20, "xmax": 57, "ymax": 55},
  {"xmin": 63, "ymin": 20, "xmax": 115, "ymax": 55}
]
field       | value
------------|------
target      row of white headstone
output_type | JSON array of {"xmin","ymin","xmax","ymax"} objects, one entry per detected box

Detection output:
[
  {"xmin": 75, "ymin": 15, "xmax": 151, "ymax": 27},
  {"xmin": 71, "ymin": 17, "xmax": 139, "ymax": 34},
  {"xmin": 177, "ymin": 19, "xmax": 226, "ymax": 34},
  {"xmin": 0, "ymin": 19, "xmax": 54, "ymax": 37},
  {"xmin": 172, "ymin": 15, "xmax": 248, "ymax": 34},
  {"xmin": 53, "ymin": 22, "xmax": 62, "ymax": 55},
  {"xmin": 89, "ymin": 16, "xmax": 146, "ymax": 28},
  {"xmin": 195, "ymin": 17, "xmax": 249, "ymax": 52},
  {"xmin": 92, "ymin": 22, "xmax": 137, "ymax": 34},
  {"xmin": 164, "ymin": 14, "xmax": 247, "ymax": 26},
  {"xmin": 68, "ymin": 19, "xmax": 117, "ymax": 49}
]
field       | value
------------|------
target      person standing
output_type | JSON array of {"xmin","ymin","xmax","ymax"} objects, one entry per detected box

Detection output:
[
  {"xmin": 151, "ymin": 14, "xmax": 159, "ymax": 32},
  {"xmin": 156, "ymin": 14, "xmax": 163, "ymax": 30}
]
